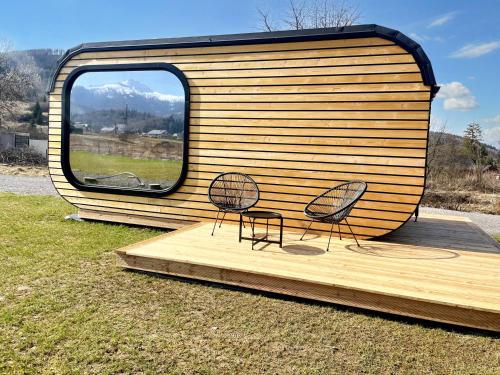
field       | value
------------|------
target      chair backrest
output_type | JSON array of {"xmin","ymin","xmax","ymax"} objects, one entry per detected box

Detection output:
[
  {"xmin": 305, "ymin": 181, "xmax": 367, "ymax": 219},
  {"xmin": 208, "ymin": 172, "xmax": 259, "ymax": 211}
]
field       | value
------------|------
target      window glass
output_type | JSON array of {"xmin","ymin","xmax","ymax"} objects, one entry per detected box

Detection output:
[{"xmin": 68, "ymin": 69, "xmax": 185, "ymax": 191}]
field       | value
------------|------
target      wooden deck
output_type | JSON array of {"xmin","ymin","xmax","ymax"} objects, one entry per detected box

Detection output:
[{"xmin": 116, "ymin": 214, "xmax": 500, "ymax": 332}]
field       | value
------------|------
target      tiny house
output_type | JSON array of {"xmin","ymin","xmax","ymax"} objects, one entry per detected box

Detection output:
[{"xmin": 47, "ymin": 24, "xmax": 438, "ymax": 239}]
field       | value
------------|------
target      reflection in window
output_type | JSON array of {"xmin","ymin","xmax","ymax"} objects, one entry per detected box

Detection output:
[{"xmin": 68, "ymin": 69, "xmax": 185, "ymax": 191}]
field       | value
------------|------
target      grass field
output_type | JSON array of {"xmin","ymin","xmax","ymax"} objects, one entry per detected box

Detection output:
[
  {"xmin": 70, "ymin": 150, "xmax": 182, "ymax": 186},
  {"xmin": 0, "ymin": 193, "xmax": 499, "ymax": 374}
]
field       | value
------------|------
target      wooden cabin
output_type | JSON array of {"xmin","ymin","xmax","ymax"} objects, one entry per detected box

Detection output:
[{"xmin": 47, "ymin": 24, "xmax": 439, "ymax": 239}]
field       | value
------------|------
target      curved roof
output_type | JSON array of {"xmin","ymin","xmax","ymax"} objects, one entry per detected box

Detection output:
[{"xmin": 48, "ymin": 24, "xmax": 438, "ymax": 95}]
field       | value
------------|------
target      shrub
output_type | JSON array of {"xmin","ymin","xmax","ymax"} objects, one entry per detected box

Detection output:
[{"xmin": 0, "ymin": 147, "xmax": 47, "ymax": 166}]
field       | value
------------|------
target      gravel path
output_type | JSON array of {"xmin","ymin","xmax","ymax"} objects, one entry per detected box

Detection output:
[
  {"xmin": 0, "ymin": 173, "xmax": 498, "ymax": 235},
  {"xmin": 0, "ymin": 174, "xmax": 57, "ymax": 196},
  {"xmin": 419, "ymin": 207, "xmax": 500, "ymax": 235}
]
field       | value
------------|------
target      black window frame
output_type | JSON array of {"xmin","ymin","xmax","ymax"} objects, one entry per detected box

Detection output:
[{"xmin": 61, "ymin": 62, "xmax": 190, "ymax": 197}]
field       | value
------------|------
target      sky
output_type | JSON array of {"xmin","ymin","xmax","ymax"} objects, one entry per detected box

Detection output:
[{"xmin": 1, "ymin": 0, "xmax": 499, "ymax": 145}]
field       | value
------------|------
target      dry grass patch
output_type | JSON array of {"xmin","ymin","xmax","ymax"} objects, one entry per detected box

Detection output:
[
  {"xmin": 422, "ymin": 189, "xmax": 499, "ymax": 215},
  {"xmin": 0, "ymin": 193, "xmax": 499, "ymax": 374},
  {"xmin": 0, "ymin": 164, "xmax": 48, "ymax": 177},
  {"xmin": 424, "ymin": 171, "xmax": 499, "ymax": 214}
]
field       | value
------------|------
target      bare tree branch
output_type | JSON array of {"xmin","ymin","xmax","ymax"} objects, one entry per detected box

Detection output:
[
  {"xmin": 283, "ymin": 0, "xmax": 307, "ymax": 30},
  {"xmin": 308, "ymin": 0, "xmax": 360, "ymax": 28},
  {"xmin": 0, "ymin": 40, "xmax": 40, "ymax": 126},
  {"xmin": 256, "ymin": 7, "xmax": 276, "ymax": 32},
  {"xmin": 427, "ymin": 120, "xmax": 447, "ymax": 174},
  {"xmin": 257, "ymin": 0, "xmax": 361, "ymax": 32}
]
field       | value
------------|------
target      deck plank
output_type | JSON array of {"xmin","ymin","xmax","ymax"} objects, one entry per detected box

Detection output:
[{"xmin": 116, "ymin": 214, "xmax": 500, "ymax": 332}]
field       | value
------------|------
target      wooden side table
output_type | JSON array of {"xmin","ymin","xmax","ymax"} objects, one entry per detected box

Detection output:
[{"xmin": 239, "ymin": 210, "xmax": 283, "ymax": 249}]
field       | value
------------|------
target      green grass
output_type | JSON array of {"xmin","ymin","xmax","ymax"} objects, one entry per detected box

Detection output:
[
  {"xmin": 70, "ymin": 150, "xmax": 182, "ymax": 182},
  {"xmin": 0, "ymin": 193, "xmax": 499, "ymax": 374}
]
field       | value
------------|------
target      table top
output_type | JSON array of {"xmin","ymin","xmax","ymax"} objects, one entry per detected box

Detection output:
[{"xmin": 242, "ymin": 210, "xmax": 282, "ymax": 219}]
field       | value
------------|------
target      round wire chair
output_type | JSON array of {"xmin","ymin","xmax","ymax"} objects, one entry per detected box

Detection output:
[
  {"xmin": 300, "ymin": 181, "xmax": 367, "ymax": 251},
  {"xmin": 208, "ymin": 172, "xmax": 260, "ymax": 235}
]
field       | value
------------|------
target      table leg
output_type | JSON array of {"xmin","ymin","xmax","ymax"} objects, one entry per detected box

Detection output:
[
  {"xmin": 279, "ymin": 217, "xmax": 283, "ymax": 248},
  {"xmin": 251, "ymin": 218, "xmax": 255, "ymax": 250},
  {"xmin": 239, "ymin": 214, "xmax": 242, "ymax": 242}
]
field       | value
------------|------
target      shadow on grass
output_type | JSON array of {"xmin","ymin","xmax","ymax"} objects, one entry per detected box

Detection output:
[{"xmin": 123, "ymin": 268, "xmax": 500, "ymax": 338}]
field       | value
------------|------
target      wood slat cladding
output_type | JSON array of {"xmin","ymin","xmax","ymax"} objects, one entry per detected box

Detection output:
[{"xmin": 48, "ymin": 26, "xmax": 437, "ymax": 239}]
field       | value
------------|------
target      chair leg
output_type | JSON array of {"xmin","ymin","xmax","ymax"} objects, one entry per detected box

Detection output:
[
  {"xmin": 211, "ymin": 209, "xmax": 221, "ymax": 236},
  {"xmin": 345, "ymin": 218, "xmax": 360, "ymax": 247},
  {"xmin": 218, "ymin": 212, "xmax": 226, "ymax": 228},
  {"xmin": 326, "ymin": 222, "xmax": 334, "ymax": 252},
  {"xmin": 300, "ymin": 220, "xmax": 313, "ymax": 240},
  {"xmin": 337, "ymin": 223, "xmax": 342, "ymax": 241}
]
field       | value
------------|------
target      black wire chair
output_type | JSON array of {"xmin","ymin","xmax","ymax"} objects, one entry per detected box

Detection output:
[
  {"xmin": 300, "ymin": 181, "xmax": 367, "ymax": 251},
  {"xmin": 208, "ymin": 172, "xmax": 260, "ymax": 235}
]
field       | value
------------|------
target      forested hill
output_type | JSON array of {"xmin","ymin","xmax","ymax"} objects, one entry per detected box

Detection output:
[
  {"xmin": 428, "ymin": 130, "xmax": 499, "ymax": 170},
  {"xmin": 12, "ymin": 49, "xmax": 64, "ymax": 93},
  {"xmin": 26, "ymin": 49, "xmax": 64, "ymax": 89}
]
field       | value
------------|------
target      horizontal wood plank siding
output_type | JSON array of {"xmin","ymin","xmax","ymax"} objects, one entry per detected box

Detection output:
[{"xmin": 48, "ymin": 35, "xmax": 432, "ymax": 238}]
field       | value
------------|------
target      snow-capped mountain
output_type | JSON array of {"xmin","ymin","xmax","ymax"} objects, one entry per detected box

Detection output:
[{"xmin": 71, "ymin": 79, "xmax": 184, "ymax": 117}]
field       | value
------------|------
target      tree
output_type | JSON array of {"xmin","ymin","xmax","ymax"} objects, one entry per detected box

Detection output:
[
  {"xmin": 31, "ymin": 101, "xmax": 42, "ymax": 125},
  {"xmin": 0, "ymin": 40, "xmax": 41, "ymax": 127},
  {"xmin": 463, "ymin": 122, "xmax": 488, "ymax": 183},
  {"xmin": 426, "ymin": 119, "xmax": 447, "ymax": 177},
  {"xmin": 257, "ymin": 0, "xmax": 361, "ymax": 32}
]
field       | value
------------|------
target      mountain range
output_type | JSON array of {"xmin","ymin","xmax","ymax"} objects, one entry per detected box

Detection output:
[{"xmin": 71, "ymin": 79, "xmax": 184, "ymax": 118}]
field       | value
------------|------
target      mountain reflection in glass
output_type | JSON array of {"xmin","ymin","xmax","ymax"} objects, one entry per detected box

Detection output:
[{"xmin": 68, "ymin": 70, "xmax": 185, "ymax": 191}]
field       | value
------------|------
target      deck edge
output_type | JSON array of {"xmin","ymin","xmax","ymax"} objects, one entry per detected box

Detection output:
[{"xmin": 117, "ymin": 251, "xmax": 500, "ymax": 332}]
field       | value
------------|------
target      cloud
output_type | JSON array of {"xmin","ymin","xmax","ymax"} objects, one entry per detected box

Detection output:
[
  {"xmin": 436, "ymin": 82, "xmax": 478, "ymax": 111},
  {"xmin": 451, "ymin": 41, "xmax": 500, "ymax": 58},
  {"xmin": 428, "ymin": 11, "xmax": 457, "ymax": 27},
  {"xmin": 409, "ymin": 32, "xmax": 424, "ymax": 42},
  {"xmin": 430, "ymin": 115, "xmax": 446, "ymax": 130},
  {"xmin": 409, "ymin": 32, "xmax": 445, "ymax": 43},
  {"xmin": 483, "ymin": 126, "xmax": 500, "ymax": 146},
  {"xmin": 483, "ymin": 115, "xmax": 500, "ymax": 124}
]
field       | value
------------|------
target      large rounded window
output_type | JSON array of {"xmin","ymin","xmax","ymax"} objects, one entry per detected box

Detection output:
[{"xmin": 62, "ymin": 64, "xmax": 189, "ymax": 196}]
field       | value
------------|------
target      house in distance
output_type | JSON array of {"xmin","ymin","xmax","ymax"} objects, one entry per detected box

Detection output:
[{"xmin": 147, "ymin": 129, "xmax": 168, "ymax": 137}]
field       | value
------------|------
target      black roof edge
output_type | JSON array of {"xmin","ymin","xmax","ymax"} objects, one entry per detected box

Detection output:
[{"xmin": 48, "ymin": 24, "xmax": 438, "ymax": 96}]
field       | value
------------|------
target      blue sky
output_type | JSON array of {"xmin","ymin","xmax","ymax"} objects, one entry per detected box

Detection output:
[{"xmin": 1, "ymin": 0, "xmax": 499, "ymax": 144}]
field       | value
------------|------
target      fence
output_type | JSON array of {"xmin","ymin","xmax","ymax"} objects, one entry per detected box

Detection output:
[{"xmin": 0, "ymin": 132, "xmax": 48, "ymax": 157}]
